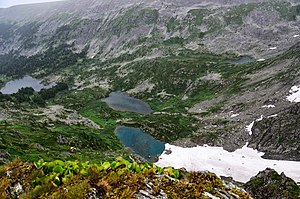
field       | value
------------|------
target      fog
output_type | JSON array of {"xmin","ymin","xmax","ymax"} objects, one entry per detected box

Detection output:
[{"xmin": 0, "ymin": 0, "xmax": 64, "ymax": 8}]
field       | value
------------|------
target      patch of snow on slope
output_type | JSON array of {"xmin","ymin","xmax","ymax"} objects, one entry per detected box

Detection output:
[
  {"xmin": 230, "ymin": 113, "xmax": 239, "ymax": 118},
  {"xmin": 246, "ymin": 115, "xmax": 263, "ymax": 135},
  {"xmin": 257, "ymin": 58, "xmax": 265, "ymax": 62},
  {"xmin": 262, "ymin": 105, "xmax": 275, "ymax": 108},
  {"xmin": 156, "ymin": 144, "xmax": 300, "ymax": 183},
  {"xmin": 267, "ymin": 114, "xmax": 278, "ymax": 118},
  {"xmin": 287, "ymin": 85, "xmax": 300, "ymax": 103},
  {"xmin": 293, "ymin": 34, "xmax": 299, "ymax": 38},
  {"xmin": 256, "ymin": 115, "xmax": 263, "ymax": 121},
  {"xmin": 246, "ymin": 121, "xmax": 254, "ymax": 135}
]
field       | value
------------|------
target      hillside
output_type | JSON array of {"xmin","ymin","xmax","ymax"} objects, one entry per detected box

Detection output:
[
  {"xmin": 0, "ymin": 0, "xmax": 300, "ymax": 198},
  {"xmin": 0, "ymin": 158, "xmax": 253, "ymax": 198}
]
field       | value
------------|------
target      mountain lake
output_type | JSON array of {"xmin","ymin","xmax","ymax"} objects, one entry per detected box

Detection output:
[
  {"xmin": 0, "ymin": 76, "xmax": 56, "ymax": 94},
  {"xmin": 229, "ymin": 56, "xmax": 255, "ymax": 64},
  {"xmin": 115, "ymin": 126, "xmax": 165, "ymax": 163},
  {"xmin": 102, "ymin": 92, "xmax": 152, "ymax": 115}
]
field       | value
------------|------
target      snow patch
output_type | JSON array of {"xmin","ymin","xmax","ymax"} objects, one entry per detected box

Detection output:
[
  {"xmin": 267, "ymin": 114, "xmax": 278, "ymax": 118},
  {"xmin": 257, "ymin": 58, "xmax": 265, "ymax": 62},
  {"xmin": 230, "ymin": 114, "xmax": 239, "ymax": 118},
  {"xmin": 256, "ymin": 115, "xmax": 263, "ymax": 121},
  {"xmin": 287, "ymin": 85, "xmax": 300, "ymax": 103},
  {"xmin": 293, "ymin": 34, "xmax": 299, "ymax": 38},
  {"xmin": 245, "ymin": 115, "xmax": 263, "ymax": 135},
  {"xmin": 269, "ymin": 47, "xmax": 277, "ymax": 50},
  {"xmin": 262, "ymin": 105, "xmax": 275, "ymax": 108},
  {"xmin": 246, "ymin": 121, "xmax": 254, "ymax": 135},
  {"xmin": 156, "ymin": 143, "xmax": 300, "ymax": 183}
]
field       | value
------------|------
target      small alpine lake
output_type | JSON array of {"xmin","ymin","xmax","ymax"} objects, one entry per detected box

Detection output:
[
  {"xmin": 0, "ymin": 76, "xmax": 56, "ymax": 94},
  {"xmin": 115, "ymin": 126, "xmax": 165, "ymax": 163},
  {"xmin": 102, "ymin": 92, "xmax": 152, "ymax": 115},
  {"xmin": 229, "ymin": 56, "xmax": 255, "ymax": 65}
]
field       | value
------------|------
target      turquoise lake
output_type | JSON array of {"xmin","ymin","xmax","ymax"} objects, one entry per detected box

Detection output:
[{"xmin": 115, "ymin": 126, "xmax": 165, "ymax": 162}]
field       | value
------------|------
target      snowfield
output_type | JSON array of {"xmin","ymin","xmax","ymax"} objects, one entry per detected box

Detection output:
[{"xmin": 156, "ymin": 143, "xmax": 300, "ymax": 183}]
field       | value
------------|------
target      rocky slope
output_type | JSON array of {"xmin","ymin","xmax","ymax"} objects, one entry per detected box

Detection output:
[
  {"xmin": 0, "ymin": 0, "xmax": 299, "ymax": 62},
  {"xmin": 250, "ymin": 103, "xmax": 300, "ymax": 161},
  {"xmin": 0, "ymin": 159, "xmax": 252, "ymax": 199}
]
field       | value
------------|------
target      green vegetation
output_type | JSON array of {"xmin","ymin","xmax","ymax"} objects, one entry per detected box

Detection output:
[
  {"xmin": 166, "ymin": 17, "xmax": 181, "ymax": 32},
  {"xmin": 0, "ymin": 23, "xmax": 13, "ymax": 39},
  {"xmin": 0, "ymin": 158, "xmax": 251, "ymax": 198},
  {"xmin": 103, "ymin": 7, "xmax": 159, "ymax": 37},
  {"xmin": 269, "ymin": 1, "xmax": 300, "ymax": 21},
  {"xmin": 1, "ymin": 44, "xmax": 296, "ymax": 165},
  {"xmin": 0, "ymin": 2, "xmax": 300, "ymax": 198},
  {"xmin": 0, "ymin": 43, "xmax": 87, "ymax": 76},
  {"xmin": 245, "ymin": 169, "xmax": 300, "ymax": 199},
  {"xmin": 0, "ymin": 120, "xmax": 123, "ymax": 164},
  {"xmin": 163, "ymin": 36, "xmax": 186, "ymax": 46},
  {"xmin": 224, "ymin": 3, "xmax": 256, "ymax": 25},
  {"xmin": 188, "ymin": 9, "xmax": 211, "ymax": 25}
]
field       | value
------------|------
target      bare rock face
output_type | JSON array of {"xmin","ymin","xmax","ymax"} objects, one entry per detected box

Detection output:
[
  {"xmin": 0, "ymin": 0, "xmax": 299, "ymax": 61},
  {"xmin": 249, "ymin": 103, "xmax": 300, "ymax": 161},
  {"xmin": 244, "ymin": 168, "xmax": 300, "ymax": 199}
]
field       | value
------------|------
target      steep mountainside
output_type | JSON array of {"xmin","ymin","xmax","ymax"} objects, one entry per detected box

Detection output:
[
  {"xmin": 0, "ymin": 0, "xmax": 300, "ymax": 197},
  {"xmin": 0, "ymin": 0, "xmax": 299, "ymax": 68}
]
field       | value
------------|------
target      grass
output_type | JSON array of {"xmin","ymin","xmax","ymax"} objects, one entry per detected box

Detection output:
[
  {"xmin": 0, "ymin": 158, "xmax": 252, "ymax": 198},
  {"xmin": 0, "ymin": 119, "xmax": 123, "ymax": 164}
]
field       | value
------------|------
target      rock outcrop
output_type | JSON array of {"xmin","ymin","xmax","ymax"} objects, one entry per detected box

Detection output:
[
  {"xmin": 250, "ymin": 103, "xmax": 300, "ymax": 160},
  {"xmin": 245, "ymin": 168, "xmax": 300, "ymax": 199}
]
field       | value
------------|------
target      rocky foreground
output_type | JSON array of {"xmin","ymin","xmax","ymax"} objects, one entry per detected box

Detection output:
[{"xmin": 0, "ymin": 158, "xmax": 299, "ymax": 198}]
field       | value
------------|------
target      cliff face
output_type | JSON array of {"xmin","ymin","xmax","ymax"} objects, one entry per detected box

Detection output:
[{"xmin": 249, "ymin": 103, "xmax": 300, "ymax": 161}]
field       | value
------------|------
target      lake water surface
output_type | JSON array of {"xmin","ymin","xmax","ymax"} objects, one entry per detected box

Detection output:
[
  {"xmin": 0, "ymin": 76, "xmax": 56, "ymax": 94},
  {"xmin": 229, "ymin": 56, "xmax": 254, "ymax": 64},
  {"xmin": 116, "ymin": 126, "xmax": 165, "ymax": 162},
  {"xmin": 102, "ymin": 92, "xmax": 152, "ymax": 115}
]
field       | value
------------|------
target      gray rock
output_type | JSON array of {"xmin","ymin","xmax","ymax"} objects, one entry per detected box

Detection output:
[{"xmin": 244, "ymin": 168, "xmax": 300, "ymax": 199}]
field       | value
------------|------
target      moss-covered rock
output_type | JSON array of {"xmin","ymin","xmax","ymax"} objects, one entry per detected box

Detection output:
[{"xmin": 244, "ymin": 168, "xmax": 300, "ymax": 199}]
